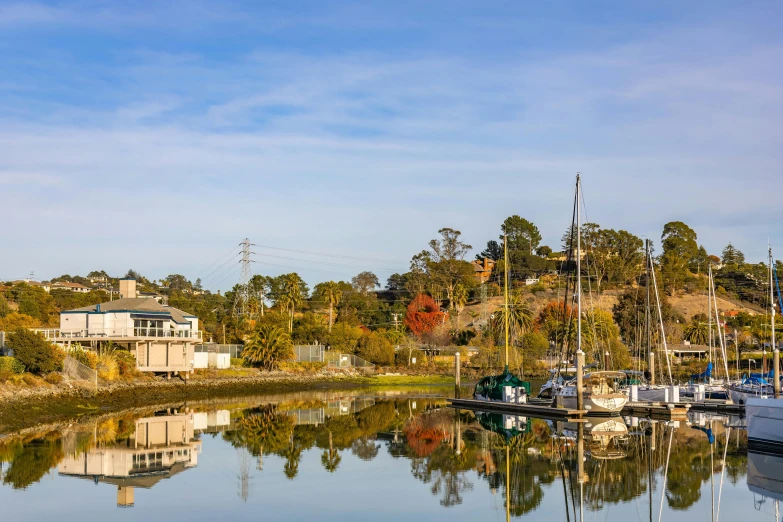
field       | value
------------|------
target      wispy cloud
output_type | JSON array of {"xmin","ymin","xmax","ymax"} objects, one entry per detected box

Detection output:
[{"xmin": 0, "ymin": 1, "xmax": 781, "ymax": 285}]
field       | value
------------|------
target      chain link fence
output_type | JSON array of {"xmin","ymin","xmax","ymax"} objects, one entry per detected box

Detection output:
[
  {"xmin": 62, "ymin": 355, "xmax": 97, "ymax": 390},
  {"xmin": 294, "ymin": 345, "xmax": 324, "ymax": 362},
  {"xmin": 194, "ymin": 344, "xmax": 243, "ymax": 358}
]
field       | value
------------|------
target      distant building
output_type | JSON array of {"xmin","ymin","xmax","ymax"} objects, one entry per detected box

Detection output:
[
  {"xmin": 471, "ymin": 258, "xmax": 496, "ymax": 284},
  {"xmin": 525, "ymin": 278, "xmax": 540, "ymax": 286},
  {"xmin": 40, "ymin": 279, "xmax": 201, "ymax": 375},
  {"xmin": 11, "ymin": 279, "xmax": 51, "ymax": 292},
  {"xmin": 50, "ymin": 281, "xmax": 92, "ymax": 293},
  {"xmin": 88, "ymin": 275, "xmax": 110, "ymax": 289}
]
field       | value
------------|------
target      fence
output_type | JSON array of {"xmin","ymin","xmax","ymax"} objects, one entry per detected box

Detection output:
[
  {"xmin": 293, "ymin": 345, "xmax": 374, "ymax": 370},
  {"xmin": 295, "ymin": 345, "xmax": 324, "ymax": 363},
  {"xmin": 194, "ymin": 344, "xmax": 243, "ymax": 358},
  {"xmin": 62, "ymin": 355, "xmax": 97, "ymax": 390},
  {"xmin": 36, "ymin": 327, "xmax": 203, "ymax": 341}
]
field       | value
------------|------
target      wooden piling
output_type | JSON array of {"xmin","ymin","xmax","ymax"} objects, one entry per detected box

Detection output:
[
  {"xmin": 774, "ymin": 349, "xmax": 780, "ymax": 399},
  {"xmin": 649, "ymin": 351, "xmax": 655, "ymax": 385},
  {"xmin": 576, "ymin": 350, "xmax": 584, "ymax": 411},
  {"xmin": 454, "ymin": 352, "xmax": 461, "ymax": 398}
]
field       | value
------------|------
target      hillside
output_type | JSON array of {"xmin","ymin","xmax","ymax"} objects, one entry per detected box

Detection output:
[{"xmin": 460, "ymin": 288, "xmax": 762, "ymax": 329}]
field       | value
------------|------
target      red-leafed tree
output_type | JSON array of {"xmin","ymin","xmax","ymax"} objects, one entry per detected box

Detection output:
[{"xmin": 404, "ymin": 294, "xmax": 446, "ymax": 336}]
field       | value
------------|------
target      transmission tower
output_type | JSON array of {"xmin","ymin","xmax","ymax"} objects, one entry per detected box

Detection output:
[{"xmin": 232, "ymin": 238, "xmax": 254, "ymax": 319}]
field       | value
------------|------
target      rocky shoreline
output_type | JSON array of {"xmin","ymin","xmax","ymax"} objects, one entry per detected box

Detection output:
[{"xmin": 0, "ymin": 370, "xmax": 455, "ymax": 434}]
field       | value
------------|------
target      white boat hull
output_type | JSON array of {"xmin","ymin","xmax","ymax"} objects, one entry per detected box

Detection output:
[
  {"xmin": 561, "ymin": 393, "xmax": 628, "ymax": 414},
  {"xmin": 727, "ymin": 385, "xmax": 771, "ymax": 405},
  {"xmin": 747, "ymin": 397, "xmax": 783, "ymax": 451}
]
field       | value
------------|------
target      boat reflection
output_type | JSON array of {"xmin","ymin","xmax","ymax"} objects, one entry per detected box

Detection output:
[{"xmin": 747, "ymin": 451, "xmax": 783, "ymax": 519}]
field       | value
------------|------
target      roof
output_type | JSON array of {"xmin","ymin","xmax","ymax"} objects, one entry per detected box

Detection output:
[
  {"xmin": 64, "ymin": 298, "xmax": 196, "ymax": 324},
  {"xmin": 51, "ymin": 282, "xmax": 90, "ymax": 289}
]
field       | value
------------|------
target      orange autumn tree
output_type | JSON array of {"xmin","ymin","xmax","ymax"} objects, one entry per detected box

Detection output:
[{"xmin": 404, "ymin": 294, "xmax": 446, "ymax": 336}]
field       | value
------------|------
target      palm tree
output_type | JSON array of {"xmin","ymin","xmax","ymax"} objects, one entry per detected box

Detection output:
[
  {"xmin": 320, "ymin": 431, "xmax": 341, "ymax": 473},
  {"xmin": 684, "ymin": 321, "xmax": 709, "ymax": 346},
  {"xmin": 316, "ymin": 281, "xmax": 342, "ymax": 332},
  {"xmin": 242, "ymin": 324, "xmax": 294, "ymax": 370},
  {"xmin": 452, "ymin": 283, "xmax": 469, "ymax": 328},
  {"xmin": 491, "ymin": 291, "xmax": 533, "ymax": 346},
  {"xmin": 281, "ymin": 273, "xmax": 305, "ymax": 332}
]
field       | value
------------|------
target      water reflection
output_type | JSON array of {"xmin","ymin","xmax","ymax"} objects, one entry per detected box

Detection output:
[
  {"xmin": 0, "ymin": 392, "xmax": 768, "ymax": 521},
  {"xmin": 58, "ymin": 412, "xmax": 202, "ymax": 507}
]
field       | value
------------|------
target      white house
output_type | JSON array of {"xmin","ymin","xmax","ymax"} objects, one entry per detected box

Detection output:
[
  {"xmin": 43, "ymin": 279, "xmax": 201, "ymax": 375},
  {"xmin": 50, "ymin": 281, "xmax": 92, "ymax": 293}
]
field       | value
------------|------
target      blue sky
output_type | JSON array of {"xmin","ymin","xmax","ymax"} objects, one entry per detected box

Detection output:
[{"xmin": 1, "ymin": 1, "xmax": 781, "ymax": 290}]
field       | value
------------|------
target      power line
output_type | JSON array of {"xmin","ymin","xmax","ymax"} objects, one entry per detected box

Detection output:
[{"xmin": 251, "ymin": 244, "xmax": 404, "ymax": 265}]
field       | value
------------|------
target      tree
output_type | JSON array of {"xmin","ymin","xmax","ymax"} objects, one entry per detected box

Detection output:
[
  {"xmin": 0, "ymin": 312, "xmax": 40, "ymax": 331},
  {"xmin": 356, "ymin": 330, "xmax": 395, "ymax": 365},
  {"xmin": 164, "ymin": 274, "xmax": 191, "ymax": 292},
  {"xmin": 721, "ymin": 243, "xmax": 745, "ymax": 267},
  {"xmin": 536, "ymin": 245, "xmax": 552, "ymax": 258},
  {"xmin": 194, "ymin": 278, "xmax": 203, "ymax": 291},
  {"xmin": 313, "ymin": 281, "xmax": 343, "ymax": 332},
  {"xmin": 404, "ymin": 294, "xmax": 446, "ymax": 336},
  {"xmin": 660, "ymin": 221, "xmax": 698, "ymax": 294},
  {"xmin": 612, "ymin": 287, "xmax": 678, "ymax": 347},
  {"xmin": 521, "ymin": 331, "xmax": 549, "ymax": 360},
  {"xmin": 690, "ymin": 245, "xmax": 709, "ymax": 274},
  {"xmin": 477, "ymin": 240, "xmax": 502, "ymax": 261},
  {"xmin": 501, "ymin": 216, "xmax": 541, "ymax": 256},
  {"xmin": 452, "ymin": 283, "xmax": 469, "ymax": 328},
  {"xmin": 242, "ymin": 324, "xmax": 294, "ymax": 370},
  {"xmin": 351, "ymin": 271, "xmax": 380, "ymax": 295},
  {"xmin": 273, "ymin": 273, "xmax": 308, "ymax": 332},
  {"xmin": 684, "ymin": 321, "xmax": 708, "ymax": 345},
  {"xmin": 321, "ymin": 431, "xmax": 341, "ymax": 472},
  {"xmin": 7, "ymin": 328, "xmax": 64, "ymax": 374},
  {"xmin": 490, "ymin": 291, "xmax": 533, "ymax": 347},
  {"xmin": 426, "ymin": 228, "xmax": 474, "ymax": 309}
]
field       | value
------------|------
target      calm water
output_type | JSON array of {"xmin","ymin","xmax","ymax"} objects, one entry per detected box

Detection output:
[{"xmin": 0, "ymin": 388, "xmax": 780, "ymax": 522}]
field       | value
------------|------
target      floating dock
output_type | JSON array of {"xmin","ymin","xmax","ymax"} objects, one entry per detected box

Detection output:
[
  {"xmin": 448, "ymin": 398, "xmax": 586, "ymax": 419},
  {"xmin": 685, "ymin": 401, "xmax": 744, "ymax": 415},
  {"xmin": 622, "ymin": 402, "xmax": 690, "ymax": 420}
]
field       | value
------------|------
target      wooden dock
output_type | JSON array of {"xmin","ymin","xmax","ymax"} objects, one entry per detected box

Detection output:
[
  {"xmin": 685, "ymin": 401, "xmax": 744, "ymax": 415},
  {"xmin": 622, "ymin": 402, "xmax": 690, "ymax": 420},
  {"xmin": 448, "ymin": 398, "xmax": 586, "ymax": 419}
]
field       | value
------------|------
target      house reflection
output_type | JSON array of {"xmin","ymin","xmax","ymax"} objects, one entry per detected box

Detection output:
[{"xmin": 58, "ymin": 413, "xmax": 202, "ymax": 507}]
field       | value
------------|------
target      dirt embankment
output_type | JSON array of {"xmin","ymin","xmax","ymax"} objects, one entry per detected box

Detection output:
[{"xmin": 461, "ymin": 288, "xmax": 760, "ymax": 326}]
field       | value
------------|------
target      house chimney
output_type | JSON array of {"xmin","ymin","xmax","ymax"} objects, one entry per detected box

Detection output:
[{"xmin": 119, "ymin": 278, "xmax": 137, "ymax": 299}]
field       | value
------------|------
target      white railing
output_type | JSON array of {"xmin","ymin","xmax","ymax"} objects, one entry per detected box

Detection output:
[{"xmin": 35, "ymin": 328, "xmax": 203, "ymax": 341}]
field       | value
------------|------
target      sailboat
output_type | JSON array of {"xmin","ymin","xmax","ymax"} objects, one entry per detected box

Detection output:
[
  {"xmin": 623, "ymin": 239, "xmax": 677, "ymax": 403},
  {"xmin": 726, "ymin": 247, "xmax": 778, "ymax": 404},
  {"xmin": 681, "ymin": 263, "xmax": 732, "ymax": 401},
  {"xmin": 554, "ymin": 174, "xmax": 628, "ymax": 414},
  {"xmin": 474, "ymin": 234, "xmax": 530, "ymax": 402}
]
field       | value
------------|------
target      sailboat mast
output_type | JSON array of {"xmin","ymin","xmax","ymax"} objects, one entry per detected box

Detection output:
[
  {"xmin": 708, "ymin": 264, "xmax": 713, "ymax": 369},
  {"xmin": 576, "ymin": 174, "xmax": 582, "ymax": 356},
  {"xmin": 771, "ymin": 247, "xmax": 776, "ymax": 356},
  {"xmin": 504, "ymin": 233, "xmax": 510, "ymax": 369}
]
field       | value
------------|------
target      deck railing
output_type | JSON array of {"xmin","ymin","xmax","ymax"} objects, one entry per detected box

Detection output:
[{"xmin": 35, "ymin": 327, "xmax": 203, "ymax": 341}]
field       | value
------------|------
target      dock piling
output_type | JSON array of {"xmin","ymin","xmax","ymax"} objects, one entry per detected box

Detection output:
[
  {"xmin": 774, "ymin": 349, "xmax": 780, "ymax": 399},
  {"xmin": 576, "ymin": 350, "xmax": 584, "ymax": 411},
  {"xmin": 649, "ymin": 351, "xmax": 655, "ymax": 385}
]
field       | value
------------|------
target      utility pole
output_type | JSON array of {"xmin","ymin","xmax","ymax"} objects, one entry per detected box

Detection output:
[
  {"xmin": 392, "ymin": 313, "xmax": 400, "ymax": 332},
  {"xmin": 480, "ymin": 283, "xmax": 488, "ymax": 328}
]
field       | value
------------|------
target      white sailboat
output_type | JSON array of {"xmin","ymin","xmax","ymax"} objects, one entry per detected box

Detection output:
[
  {"xmin": 726, "ymin": 246, "xmax": 778, "ymax": 404},
  {"xmin": 554, "ymin": 174, "xmax": 627, "ymax": 415}
]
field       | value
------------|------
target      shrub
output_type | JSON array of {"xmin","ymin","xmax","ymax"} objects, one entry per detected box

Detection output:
[
  {"xmin": 97, "ymin": 353, "xmax": 118, "ymax": 381},
  {"xmin": 230, "ymin": 357, "xmax": 246, "ymax": 367},
  {"xmin": 115, "ymin": 350, "xmax": 138, "ymax": 377},
  {"xmin": 0, "ymin": 356, "xmax": 25, "ymax": 374},
  {"xmin": 70, "ymin": 347, "xmax": 97, "ymax": 369},
  {"xmin": 22, "ymin": 374, "xmax": 40, "ymax": 386},
  {"xmin": 356, "ymin": 331, "xmax": 395, "ymax": 365},
  {"xmin": 44, "ymin": 372, "xmax": 63, "ymax": 384},
  {"xmin": 278, "ymin": 361, "xmax": 326, "ymax": 373},
  {"xmin": 395, "ymin": 348, "xmax": 424, "ymax": 366},
  {"xmin": 7, "ymin": 328, "xmax": 64, "ymax": 375}
]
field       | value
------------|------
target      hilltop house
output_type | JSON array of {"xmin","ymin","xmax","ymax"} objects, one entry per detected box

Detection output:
[
  {"xmin": 43, "ymin": 279, "xmax": 200, "ymax": 375},
  {"xmin": 50, "ymin": 281, "xmax": 92, "ymax": 293},
  {"xmin": 471, "ymin": 258, "xmax": 496, "ymax": 284}
]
